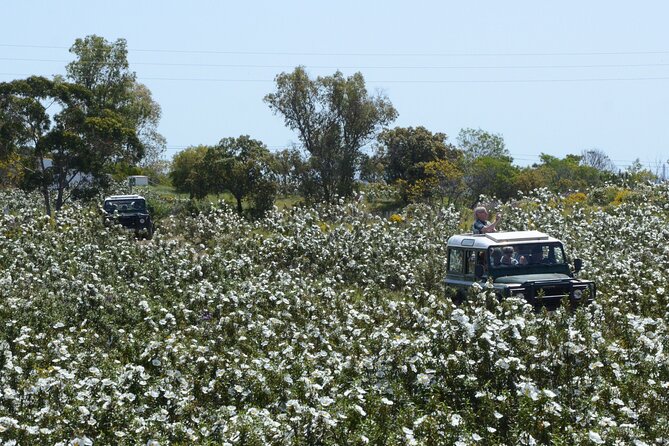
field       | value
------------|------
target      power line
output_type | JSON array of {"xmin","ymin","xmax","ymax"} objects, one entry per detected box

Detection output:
[
  {"xmin": 5, "ymin": 56, "xmax": 669, "ymax": 71},
  {"xmin": 2, "ymin": 43, "xmax": 669, "ymax": 57},
  {"xmin": 6, "ymin": 72, "xmax": 669, "ymax": 84}
]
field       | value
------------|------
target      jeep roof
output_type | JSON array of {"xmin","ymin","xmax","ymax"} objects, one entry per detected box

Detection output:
[
  {"xmin": 447, "ymin": 231, "xmax": 560, "ymax": 249},
  {"xmin": 104, "ymin": 194, "xmax": 145, "ymax": 201}
]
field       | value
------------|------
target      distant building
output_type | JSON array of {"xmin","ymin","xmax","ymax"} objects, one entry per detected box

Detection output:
[{"xmin": 128, "ymin": 175, "xmax": 149, "ymax": 186}]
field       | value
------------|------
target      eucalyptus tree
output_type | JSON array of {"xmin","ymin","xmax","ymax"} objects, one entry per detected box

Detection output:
[
  {"xmin": 66, "ymin": 35, "xmax": 165, "ymax": 168},
  {"xmin": 210, "ymin": 136, "xmax": 275, "ymax": 215},
  {"xmin": 265, "ymin": 67, "xmax": 397, "ymax": 202},
  {"xmin": 457, "ymin": 127, "xmax": 508, "ymax": 162},
  {"xmin": 0, "ymin": 76, "xmax": 143, "ymax": 214}
]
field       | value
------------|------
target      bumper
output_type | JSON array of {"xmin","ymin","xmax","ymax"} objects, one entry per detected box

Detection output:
[{"xmin": 502, "ymin": 279, "xmax": 596, "ymax": 308}]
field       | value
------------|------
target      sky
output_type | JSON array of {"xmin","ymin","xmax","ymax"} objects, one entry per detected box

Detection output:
[{"xmin": 2, "ymin": 0, "xmax": 669, "ymax": 172}]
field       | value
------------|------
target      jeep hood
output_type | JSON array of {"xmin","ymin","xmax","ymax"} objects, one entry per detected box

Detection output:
[{"xmin": 494, "ymin": 273, "xmax": 572, "ymax": 284}]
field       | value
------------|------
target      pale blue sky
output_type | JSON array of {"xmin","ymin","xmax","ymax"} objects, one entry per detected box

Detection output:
[{"xmin": 3, "ymin": 1, "xmax": 669, "ymax": 171}]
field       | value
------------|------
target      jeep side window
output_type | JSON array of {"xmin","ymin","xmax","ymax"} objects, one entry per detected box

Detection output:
[
  {"xmin": 448, "ymin": 249, "xmax": 464, "ymax": 274},
  {"xmin": 465, "ymin": 250, "xmax": 476, "ymax": 276},
  {"xmin": 464, "ymin": 250, "xmax": 486, "ymax": 276}
]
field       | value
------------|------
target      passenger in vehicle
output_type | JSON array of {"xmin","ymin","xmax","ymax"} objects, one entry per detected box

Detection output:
[
  {"xmin": 490, "ymin": 248, "xmax": 502, "ymax": 266},
  {"xmin": 500, "ymin": 246, "xmax": 518, "ymax": 266},
  {"xmin": 515, "ymin": 246, "xmax": 529, "ymax": 265}
]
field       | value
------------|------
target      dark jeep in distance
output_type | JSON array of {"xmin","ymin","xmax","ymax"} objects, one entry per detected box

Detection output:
[
  {"xmin": 445, "ymin": 231, "xmax": 595, "ymax": 309},
  {"xmin": 102, "ymin": 194, "xmax": 154, "ymax": 239}
]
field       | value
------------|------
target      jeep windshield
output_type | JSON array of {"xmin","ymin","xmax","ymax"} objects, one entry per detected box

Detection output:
[
  {"xmin": 488, "ymin": 242, "xmax": 566, "ymax": 270},
  {"xmin": 103, "ymin": 199, "xmax": 147, "ymax": 214}
]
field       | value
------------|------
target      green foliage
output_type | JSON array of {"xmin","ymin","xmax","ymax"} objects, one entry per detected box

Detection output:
[
  {"xmin": 0, "ymin": 75, "xmax": 144, "ymax": 214},
  {"xmin": 168, "ymin": 137, "xmax": 277, "ymax": 217},
  {"xmin": 620, "ymin": 159, "xmax": 657, "ymax": 186},
  {"xmin": 378, "ymin": 126, "xmax": 460, "ymax": 182},
  {"xmin": 169, "ymin": 145, "xmax": 209, "ymax": 198},
  {"xmin": 265, "ymin": 67, "xmax": 397, "ymax": 201},
  {"xmin": 376, "ymin": 126, "xmax": 463, "ymax": 204},
  {"xmin": 563, "ymin": 192, "xmax": 587, "ymax": 207},
  {"xmin": 534, "ymin": 153, "xmax": 603, "ymax": 192},
  {"xmin": 268, "ymin": 147, "xmax": 303, "ymax": 195},
  {"xmin": 466, "ymin": 156, "xmax": 519, "ymax": 203},
  {"xmin": 66, "ymin": 35, "xmax": 165, "ymax": 165},
  {"xmin": 0, "ymin": 153, "xmax": 24, "ymax": 188},
  {"xmin": 457, "ymin": 127, "xmax": 509, "ymax": 161},
  {"xmin": 213, "ymin": 135, "xmax": 276, "ymax": 215}
]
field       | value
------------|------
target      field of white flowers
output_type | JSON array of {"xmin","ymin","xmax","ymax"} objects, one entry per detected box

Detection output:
[{"xmin": 1, "ymin": 184, "xmax": 669, "ymax": 445}]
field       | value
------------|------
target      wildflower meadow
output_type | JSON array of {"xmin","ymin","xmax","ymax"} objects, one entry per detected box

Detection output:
[{"xmin": 1, "ymin": 184, "xmax": 669, "ymax": 445}]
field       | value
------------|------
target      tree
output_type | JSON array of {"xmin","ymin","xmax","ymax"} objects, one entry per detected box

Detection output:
[
  {"xmin": 378, "ymin": 126, "xmax": 461, "ymax": 182},
  {"xmin": 0, "ymin": 76, "xmax": 143, "ymax": 214},
  {"xmin": 621, "ymin": 159, "xmax": 656, "ymax": 185},
  {"xmin": 580, "ymin": 148, "xmax": 616, "ymax": 172},
  {"xmin": 66, "ymin": 35, "xmax": 165, "ymax": 170},
  {"xmin": 376, "ymin": 126, "xmax": 463, "ymax": 203},
  {"xmin": 513, "ymin": 166, "xmax": 549, "ymax": 195},
  {"xmin": 0, "ymin": 153, "xmax": 24, "ymax": 188},
  {"xmin": 535, "ymin": 153, "xmax": 603, "ymax": 192},
  {"xmin": 466, "ymin": 156, "xmax": 519, "ymax": 204},
  {"xmin": 169, "ymin": 138, "xmax": 277, "ymax": 216},
  {"xmin": 265, "ymin": 67, "xmax": 397, "ymax": 202},
  {"xmin": 169, "ymin": 145, "xmax": 209, "ymax": 198},
  {"xmin": 457, "ymin": 128, "xmax": 508, "ymax": 161},
  {"xmin": 359, "ymin": 152, "xmax": 386, "ymax": 184},
  {"xmin": 213, "ymin": 136, "xmax": 275, "ymax": 215},
  {"xmin": 268, "ymin": 147, "xmax": 303, "ymax": 195},
  {"xmin": 423, "ymin": 159, "xmax": 466, "ymax": 205}
]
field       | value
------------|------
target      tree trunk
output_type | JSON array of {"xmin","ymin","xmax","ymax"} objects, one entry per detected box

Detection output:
[
  {"xmin": 236, "ymin": 196, "xmax": 243, "ymax": 215},
  {"xmin": 41, "ymin": 187, "xmax": 52, "ymax": 217}
]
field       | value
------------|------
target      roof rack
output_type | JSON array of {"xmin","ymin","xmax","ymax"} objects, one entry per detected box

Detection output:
[
  {"xmin": 484, "ymin": 231, "xmax": 549, "ymax": 243},
  {"xmin": 105, "ymin": 194, "xmax": 144, "ymax": 200}
]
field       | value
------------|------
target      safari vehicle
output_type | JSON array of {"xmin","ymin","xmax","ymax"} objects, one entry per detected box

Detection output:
[
  {"xmin": 445, "ymin": 231, "xmax": 595, "ymax": 309},
  {"xmin": 102, "ymin": 194, "xmax": 154, "ymax": 239}
]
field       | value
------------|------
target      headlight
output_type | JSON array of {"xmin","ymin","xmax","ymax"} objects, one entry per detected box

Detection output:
[
  {"xmin": 573, "ymin": 289, "xmax": 583, "ymax": 300},
  {"xmin": 140, "ymin": 218, "xmax": 145, "ymax": 224}
]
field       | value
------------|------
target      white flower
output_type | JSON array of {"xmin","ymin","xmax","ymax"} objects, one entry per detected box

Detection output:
[
  {"xmin": 588, "ymin": 431, "xmax": 605, "ymax": 444},
  {"xmin": 319, "ymin": 396, "xmax": 335, "ymax": 407},
  {"xmin": 416, "ymin": 373, "xmax": 431, "ymax": 385},
  {"xmin": 543, "ymin": 389, "xmax": 557, "ymax": 398}
]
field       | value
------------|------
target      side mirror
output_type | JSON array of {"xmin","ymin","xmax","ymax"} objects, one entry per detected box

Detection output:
[
  {"xmin": 573, "ymin": 258, "xmax": 583, "ymax": 273},
  {"xmin": 475, "ymin": 264, "xmax": 485, "ymax": 279}
]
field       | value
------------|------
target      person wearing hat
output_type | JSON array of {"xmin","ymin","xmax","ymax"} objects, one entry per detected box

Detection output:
[{"xmin": 472, "ymin": 206, "xmax": 502, "ymax": 234}]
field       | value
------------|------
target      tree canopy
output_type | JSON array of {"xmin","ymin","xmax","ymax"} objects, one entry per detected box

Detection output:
[
  {"xmin": 457, "ymin": 128, "xmax": 509, "ymax": 162},
  {"xmin": 0, "ymin": 76, "xmax": 143, "ymax": 214},
  {"xmin": 265, "ymin": 67, "xmax": 397, "ymax": 202},
  {"xmin": 66, "ymin": 35, "xmax": 165, "ymax": 168}
]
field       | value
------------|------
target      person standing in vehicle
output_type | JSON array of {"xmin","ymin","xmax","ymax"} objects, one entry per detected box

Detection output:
[{"xmin": 472, "ymin": 206, "xmax": 502, "ymax": 234}]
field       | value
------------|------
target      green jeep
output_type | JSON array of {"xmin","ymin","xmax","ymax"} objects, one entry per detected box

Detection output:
[
  {"xmin": 102, "ymin": 194, "xmax": 154, "ymax": 239},
  {"xmin": 445, "ymin": 231, "xmax": 595, "ymax": 309}
]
